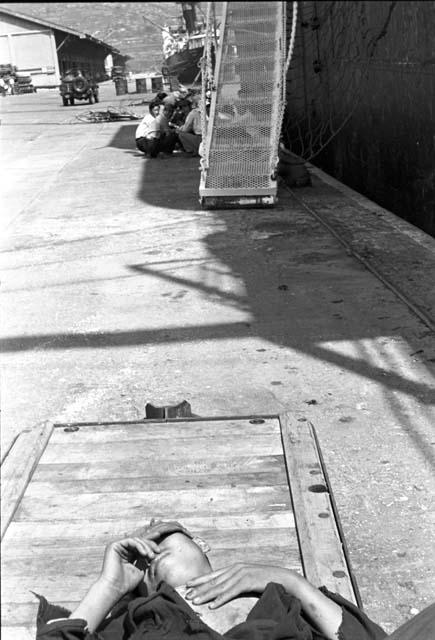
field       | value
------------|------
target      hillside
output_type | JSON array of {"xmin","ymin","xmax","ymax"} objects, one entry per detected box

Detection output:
[{"xmin": 0, "ymin": 2, "xmax": 191, "ymax": 72}]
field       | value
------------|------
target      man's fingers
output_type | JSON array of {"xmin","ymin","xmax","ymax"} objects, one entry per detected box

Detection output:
[
  {"xmin": 208, "ymin": 586, "xmax": 239, "ymax": 609},
  {"xmin": 141, "ymin": 539, "xmax": 161, "ymax": 556},
  {"xmin": 120, "ymin": 537, "xmax": 160, "ymax": 560},
  {"xmin": 146, "ymin": 520, "xmax": 193, "ymax": 540},
  {"xmin": 190, "ymin": 576, "xmax": 242, "ymax": 607},
  {"xmin": 187, "ymin": 572, "xmax": 239, "ymax": 603},
  {"xmin": 186, "ymin": 566, "xmax": 248, "ymax": 605},
  {"xmin": 186, "ymin": 567, "xmax": 229, "ymax": 588},
  {"xmin": 116, "ymin": 538, "xmax": 148, "ymax": 559},
  {"xmin": 128, "ymin": 519, "xmax": 194, "ymax": 543}
]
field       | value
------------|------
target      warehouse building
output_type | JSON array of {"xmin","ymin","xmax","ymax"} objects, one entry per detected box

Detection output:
[{"xmin": 0, "ymin": 6, "xmax": 127, "ymax": 87}]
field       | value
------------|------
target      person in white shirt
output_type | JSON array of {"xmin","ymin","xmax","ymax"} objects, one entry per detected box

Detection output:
[
  {"xmin": 135, "ymin": 101, "xmax": 162, "ymax": 157},
  {"xmin": 135, "ymin": 101, "xmax": 179, "ymax": 158}
]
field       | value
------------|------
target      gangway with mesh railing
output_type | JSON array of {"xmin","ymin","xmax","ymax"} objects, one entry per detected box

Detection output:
[{"xmin": 199, "ymin": 2, "xmax": 287, "ymax": 208}]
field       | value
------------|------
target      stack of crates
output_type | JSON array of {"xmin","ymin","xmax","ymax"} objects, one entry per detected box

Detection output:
[{"xmin": 14, "ymin": 74, "xmax": 35, "ymax": 94}]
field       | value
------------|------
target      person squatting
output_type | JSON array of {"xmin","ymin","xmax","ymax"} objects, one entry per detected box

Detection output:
[
  {"xmin": 135, "ymin": 89, "xmax": 204, "ymax": 159},
  {"xmin": 35, "ymin": 519, "xmax": 434, "ymax": 640}
]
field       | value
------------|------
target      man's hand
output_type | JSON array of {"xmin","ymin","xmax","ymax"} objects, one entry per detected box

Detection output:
[
  {"xmin": 187, "ymin": 562, "xmax": 344, "ymax": 640},
  {"xmin": 131, "ymin": 518, "xmax": 194, "ymax": 543},
  {"xmin": 99, "ymin": 537, "xmax": 160, "ymax": 597},
  {"xmin": 185, "ymin": 563, "xmax": 291, "ymax": 609},
  {"xmin": 68, "ymin": 537, "xmax": 160, "ymax": 632}
]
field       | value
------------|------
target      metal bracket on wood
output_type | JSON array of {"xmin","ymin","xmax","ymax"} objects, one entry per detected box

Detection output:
[{"xmin": 145, "ymin": 400, "xmax": 193, "ymax": 419}]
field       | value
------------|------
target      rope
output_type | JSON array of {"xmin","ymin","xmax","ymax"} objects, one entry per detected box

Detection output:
[
  {"xmin": 270, "ymin": 1, "xmax": 298, "ymax": 176},
  {"xmin": 282, "ymin": 0, "xmax": 398, "ymax": 161},
  {"xmin": 303, "ymin": 0, "xmax": 396, "ymax": 160},
  {"xmin": 200, "ymin": 1, "xmax": 214, "ymax": 173},
  {"xmin": 285, "ymin": 1, "xmax": 299, "ymax": 76},
  {"xmin": 73, "ymin": 106, "xmax": 140, "ymax": 123}
]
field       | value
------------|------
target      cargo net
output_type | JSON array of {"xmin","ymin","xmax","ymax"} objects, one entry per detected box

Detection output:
[
  {"xmin": 201, "ymin": 2, "xmax": 286, "ymax": 195},
  {"xmin": 283, "ymin": 0, "xmax": 397, "ymax": 161}
]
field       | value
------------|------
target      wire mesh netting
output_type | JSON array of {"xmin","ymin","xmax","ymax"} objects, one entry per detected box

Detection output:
[
  {"xmin": 201, "ymin": 1, "xmax": 286, "ymax": 196},
  {"xmin": 283, "ymin": 0, "xmax": 398, "ymax": 161}
]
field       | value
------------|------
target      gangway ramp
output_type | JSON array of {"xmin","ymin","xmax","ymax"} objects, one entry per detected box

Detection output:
[
  {"xmin": 200, "ymin": 2, "xmax": 286, "ymax": 208},
  {"xmin": 1, "ymin": 414, "xmax": 360, "ymax": 638}
]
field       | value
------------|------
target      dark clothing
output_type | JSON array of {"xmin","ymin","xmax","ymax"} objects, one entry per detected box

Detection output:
[
  {"xmin": 136, "ymin": 136, "xmax": 159, "ymax": 157},
  {"xmin": 169, "ymin": 107, "xmax": 189, "ymax": 127},
  {"xmin": 158, "ymin": 131, "xmax": 178, "ymax": 155},
  {"xmin": 136, "ymin": 132, "xmax": 178, "ymax": 157},
  {"xmin": 153, "ymin": 113, "xmax": 178, "ymax": 155},
  {"xmin": 35, "ymin": 582, "xmax": 388, "ymax": 640},
  {"xmin": 386, "ymin": 603, "xmax": 435, "ymax": 640}
]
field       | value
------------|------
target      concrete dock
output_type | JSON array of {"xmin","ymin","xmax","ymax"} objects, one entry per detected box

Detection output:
[{"xmin": 1, "ymin": 83, "xmax": 434, "ymax": 633}]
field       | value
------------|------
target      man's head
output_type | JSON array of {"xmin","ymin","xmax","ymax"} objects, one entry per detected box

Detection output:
[
  {"xmin": 144, "ymin": 531, "xmax": 212, "ymax": 590},
  {"xmin": 178, "ymin": 100, "xmax": 191, "ymax": 114},
  {"xmin": 160, "ymin": 103, "xmax": 174, "ymax": 119},
  {"xmin": 149, "ymin": 101, "xmax": 161, "ymax": 117}
]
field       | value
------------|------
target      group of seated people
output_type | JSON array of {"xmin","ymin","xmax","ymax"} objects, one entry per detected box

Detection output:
[{"xmin": 135, "ymin": 89, "xmax": 203, "ymax": 159}]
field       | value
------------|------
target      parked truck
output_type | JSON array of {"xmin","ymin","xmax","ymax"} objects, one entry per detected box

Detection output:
[{"xmin": 60, "ymin": 69, "xmax": 99, "ymax": 106}]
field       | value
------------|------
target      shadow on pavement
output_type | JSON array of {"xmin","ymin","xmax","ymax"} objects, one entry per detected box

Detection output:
[
  {"xmin": 106, "ymin": 123, "xmax": 139, "ymax": 150},
  {"xmin": 2, "ymin": 137, "xmax": 434, "ymax": 468}
]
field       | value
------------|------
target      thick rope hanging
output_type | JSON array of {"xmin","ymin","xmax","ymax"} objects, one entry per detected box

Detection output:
[
  {"xmin": 286, "ymin": 1, "xmax": 299, "ymax": 75},
  {"xmin": 283, "ymin": 0, "xmax": 397, "ymax": 161},
  {"xmin": 200, "ymin": 1, "xmax": 215, "ymax": 171},
  {"xmin": 271, "ymin": 1, "xmax": 298, "ymax": 174}
]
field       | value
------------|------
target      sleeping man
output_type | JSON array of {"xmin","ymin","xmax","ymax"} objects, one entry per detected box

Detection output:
[{"xmin": 35, "ymin": 519, "xmax": 434, "ymax": 640}]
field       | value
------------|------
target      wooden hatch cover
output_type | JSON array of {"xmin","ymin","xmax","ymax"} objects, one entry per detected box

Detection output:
[{"xmin": 1, "ymin": 412, "xmax": 360, "ymax": 638}]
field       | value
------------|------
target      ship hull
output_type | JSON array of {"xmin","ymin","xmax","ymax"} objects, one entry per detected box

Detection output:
[{"xmin": 163, "ymin": 46, "xmax": 203, "ymax": 84}]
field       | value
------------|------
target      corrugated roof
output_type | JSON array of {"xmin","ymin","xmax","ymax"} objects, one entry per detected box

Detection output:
[{"xmin": 0, "ymin": 5, "xmax": 120, "ymax": 53}]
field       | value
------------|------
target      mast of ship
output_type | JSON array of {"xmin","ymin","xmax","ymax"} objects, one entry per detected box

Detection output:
[{"xmin": 176, "ymin": 2, "xmax": 199, "ymax": 35}]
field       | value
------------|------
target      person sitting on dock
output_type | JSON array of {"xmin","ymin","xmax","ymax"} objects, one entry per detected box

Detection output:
[
  {"xmin": 154, "ymin": 103, "xmax": 179, "ymax": 156},
  {"xmin": 174, "ymin": 94, "xmax": 203, "ymax": 156},
  {"xmin": 135, "ymin": 101, "xmax": 162, "ymax": 157},
  {"xmin": 34, "ymin": 518, "xmax": 434, "ymax": 639},
  {"xmin": 135, "ymin": 102, "xmax": 177, "ymax": 158},
  {"xmin": 169, "ymin": 99, "xmax": 191, "ymax": 128}
]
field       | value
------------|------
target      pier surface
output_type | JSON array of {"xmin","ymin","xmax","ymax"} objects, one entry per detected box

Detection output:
[{"xmin": 1, "ymin": 84, "xmax": 434, "ymax": 633}]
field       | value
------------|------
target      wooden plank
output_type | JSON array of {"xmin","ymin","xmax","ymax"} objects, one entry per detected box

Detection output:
[
  {"xmin": 4, "ymin": 512, "xmax": 296, "ymax": 542},
  {"xmin": 3, "ymin": 415, "xmax": 340, "ymax": 634},
  {"xmin": 49, "ymin": 419, "xmax": 280, "ymax": 443},
  {"xmin": 6, "ymin": 597, "xmax": 272, "ymax": 631},
  {"xmin": 279, "ymin": 413, "xmax": 357, "ymax": 602},
  {"xmin": 15, "ymin": 485, "xmax": 292, "ymax": 521},
  {"xmin": 24, "ymin": 471, "xmax": 288, "ymax": 496},
  {"xmin": 1, "ymin": 422, "xmax": 53, "ymax": 539},
  {"xmin": 130, "ymin": 525, "xmax": 298, "ymax": 550},
  {"xmin": 2, "ymin": 603, "xmax": 76, "ymax": 628},
  {"xmin": 1, "ymin": 626, "xmax": 36, "ymax": 640},
  {"xmin": 2, "ymin": 527, "xmax": 298, "ymax": 557},
  {"xmin": 53, "ymin": 415, "xmax": 279, "ymax": 427},
  {"xmin": 39, "ymin": 435, "xmax": 283, "ymax": 464},
  {"xmin": 3, "ymin": 547, "xmax": 303, "ymax": 603},
  {"xmin": 32, "ymin": 454, "xmax": 285, "ymax": 481},
  {"xmin": 2, "ymin": 544, "xmax": 301, "ymax": 578}
]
